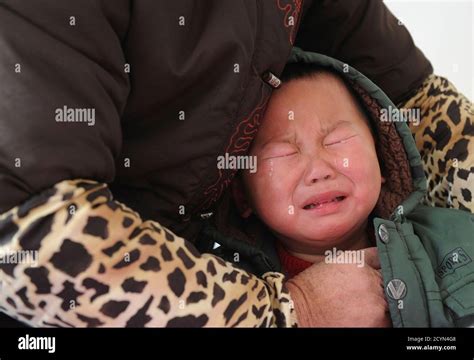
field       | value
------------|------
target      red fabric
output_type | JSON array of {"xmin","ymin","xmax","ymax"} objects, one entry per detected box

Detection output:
[{"xmin": 276, "ymin": 242, "xmax": 313, "ymax": 279}]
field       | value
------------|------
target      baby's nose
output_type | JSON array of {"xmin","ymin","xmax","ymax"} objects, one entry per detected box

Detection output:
[
  {"xmin": 311, "ymin": 174, "xmax": 331, "ymax": 183},
  {"xmin": 304, "ymin": 158, "xmax": 335, "ymax": 185}
]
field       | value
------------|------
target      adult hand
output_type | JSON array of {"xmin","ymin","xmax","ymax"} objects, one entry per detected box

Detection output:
[{"xmin": 286, "ymin": 247, "xmax": 391, "ymax": 327}]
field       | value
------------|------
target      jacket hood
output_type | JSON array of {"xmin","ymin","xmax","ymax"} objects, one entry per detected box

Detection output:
[{"xmin": 200, "ymin": 47, "xmax": 428, "ymax": 272}]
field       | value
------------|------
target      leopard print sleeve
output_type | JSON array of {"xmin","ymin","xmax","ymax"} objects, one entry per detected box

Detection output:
[
  {"xmin": 398, "ymin": 74, "xmax": 474, "ymax": 212},
  {"xmin": 0, "ymin": 180, "xmax": 297, "ymax": 327}
]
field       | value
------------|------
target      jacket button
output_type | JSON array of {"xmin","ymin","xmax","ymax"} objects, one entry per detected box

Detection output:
[
  {"xmin": 386, "ymin": 279, "xmax": 407, "ymax": 300},
  {"xmin": 378, "ymin": 224, "xmax": 390, "ymax": 243},
  {"xmin": 262, "ymin": 71, "xmax": 282, "ymax": 89}
]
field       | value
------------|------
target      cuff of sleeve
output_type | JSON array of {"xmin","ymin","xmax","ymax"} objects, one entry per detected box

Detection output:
[{"xmin": 262, "ymin": 272, "xmax": 298, "ymax": 327}]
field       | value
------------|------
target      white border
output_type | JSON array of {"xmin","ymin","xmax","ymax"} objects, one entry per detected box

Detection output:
[{"xmin": 384, "ymin": 0, "xmax": 474, "ymax": 100}]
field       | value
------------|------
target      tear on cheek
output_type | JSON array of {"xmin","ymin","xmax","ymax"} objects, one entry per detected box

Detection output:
[{"xmin": 267, "ymin": 159, "xmax": 274, "ymax": 177}]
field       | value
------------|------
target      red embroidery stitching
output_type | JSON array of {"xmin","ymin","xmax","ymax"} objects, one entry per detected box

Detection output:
[
  {"xmin": 197, "ymin": 0, "xmax": 302, "ymax": 212},
  {"xmin": 200, "ymin": 88, "xmax": 269, "ymax": 211},
  {"xmin": 277, "ymin": 0, "xmax": 303, "ymax": 44}
]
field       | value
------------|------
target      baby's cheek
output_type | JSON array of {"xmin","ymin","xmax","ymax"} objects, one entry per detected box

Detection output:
[
  {"xmin": 257, "ymin": 158, "xmax": 295, "ymax": 182},
  {"xmin": 250, "ymin": 164, "xmax": 283, "ymax": 202},
  {"xmin": 254, "ymin": 162, "xmax": 298, "ymax": 221},
  {"xmin": 257, "ymin": 159, "xmax": 277, "ymax": 178},
  {"xmin": 338, "ymin": 150, "xmax": 381, "ymax": 209},
  {"xmin": 261, "ymin": 201, "xmax": 298, "ymax": 235},
  {"xmin": 333, "ymin": 153, "xmax": 362, "ymax": 179},
  {"xmin": 335, "ymin": 149, "xmax": 377, "ymax": 181}
]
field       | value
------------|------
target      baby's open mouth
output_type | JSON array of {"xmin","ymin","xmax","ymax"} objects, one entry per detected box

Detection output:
[{"xmin": 303, "ymin": 195, "xmax": 346, "ymax": 210}]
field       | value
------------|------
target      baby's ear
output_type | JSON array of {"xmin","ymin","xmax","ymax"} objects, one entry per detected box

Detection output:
[
  {"xmin": 381, "ymin": 176, "xmax": 387, "ymax": 184},
  {"xmin": 231, "ymin": 175, "xmax": 253, "ymax": 218}
]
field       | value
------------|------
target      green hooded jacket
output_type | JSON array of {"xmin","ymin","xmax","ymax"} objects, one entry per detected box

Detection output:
[{"xmin": 198, "ymin": 47, "xmax": 474, "ymax": 328}]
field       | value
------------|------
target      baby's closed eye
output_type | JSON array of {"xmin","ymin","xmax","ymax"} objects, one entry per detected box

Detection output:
[
  {"xmin": 261, "ymin": 144, "xmax": 298, "ymax": 160},
  {"xmin": 324, "ymin": 134, "xmax": 358, "ymax": 147}
]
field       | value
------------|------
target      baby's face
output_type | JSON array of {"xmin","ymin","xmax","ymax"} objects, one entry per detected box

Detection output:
[{"xmin": 242, "ymin": 75, "xmax": 382, "ymax": 254}]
